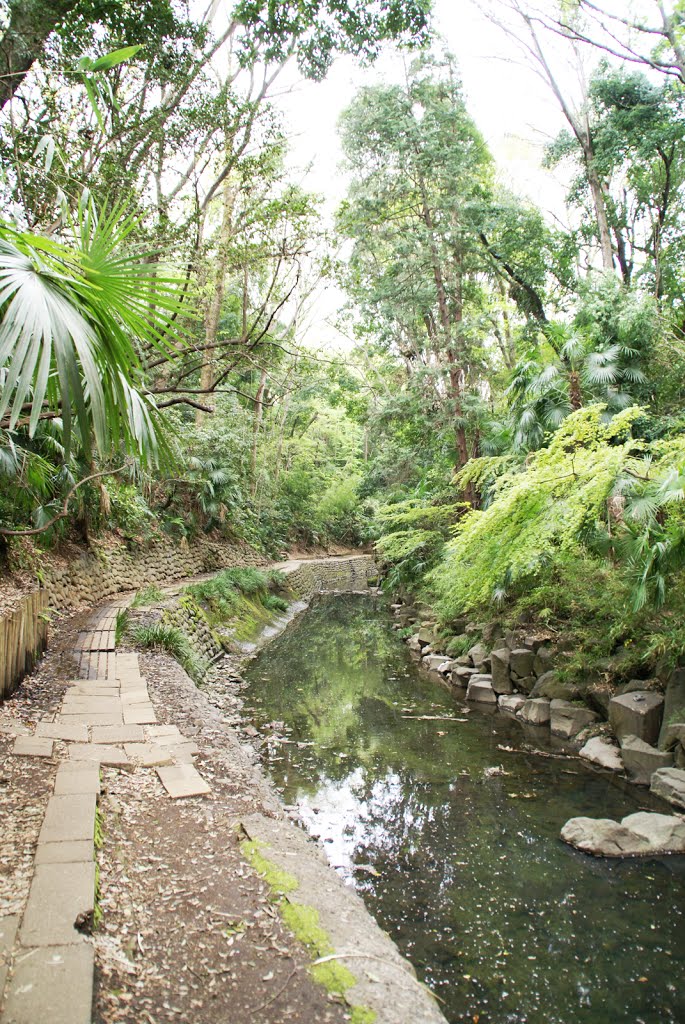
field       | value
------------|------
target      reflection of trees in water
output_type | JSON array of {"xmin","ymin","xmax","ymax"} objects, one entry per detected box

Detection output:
[{"xmin": 243, "ymin": 595, "xmax": 685, "ymax": 1024}]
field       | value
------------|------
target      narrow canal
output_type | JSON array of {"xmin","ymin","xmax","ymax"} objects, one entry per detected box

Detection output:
[{"xmin": 240, "ymin": 593, "xmax": 685, "ymax": 1024}]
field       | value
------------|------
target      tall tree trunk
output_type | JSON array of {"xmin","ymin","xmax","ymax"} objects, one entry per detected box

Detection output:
[{"xmin": 0, "ymin": 0, "xmax": 71, "ymax": 108}]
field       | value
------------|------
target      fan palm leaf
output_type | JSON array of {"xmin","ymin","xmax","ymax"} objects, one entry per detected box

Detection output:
[{"xmin": 0, "ymin": 204, "xmax": 191, "ymax": 466}]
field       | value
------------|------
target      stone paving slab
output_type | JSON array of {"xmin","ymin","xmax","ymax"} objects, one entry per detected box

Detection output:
[
  {"xmin": 123, "ymin": 707, "xmax": 157, "ymax": 725},
  {"xmin": 38, "ymin": 794, "xmax": 96, "ymax": 845},
  {"xmin": 61, "ymin": 697, "xmax": 122, "ymax": 713},
  {"xmin": 2, "ymin": 943, "xmax": 94, "ymax": 1024},
  {"xmin": 124, "ymin": 743, "xmax": 174, "ymax": 768},
  {"xmin": 120, "ymin": 690, "xmax": 150, "ymax": 705},
  {"xmin": 68, "ymin": 744, "xmax": 131, "ymax": 768},
  {"xmin": 54, "ymin": 765, "xmax": 100, "ymax": 795},
  {"xmin": 146, "ymin": 725, "xmax": 182, "ymax": 739},
  {"xmin": 91, "ymin": 725, "xmax": 143, "ymax": 744},
  {"xmin": 118, "ymin": 677, "xmax": 146, "ymax": 689},
  {"xmin": 11, "ymin": 736, "xmax": 54, "ymax": 759},
  {"xmin": 35, "ymin": 841, "xmax": 94, "ymax": 865},
  {"xmin": 67, "ymin": 684, "xmax": 120, "ymax": 697},
  {"xmin": 36, "ymin": 722, "xmax": 89, "ymax": 743},
  {"xmin": 0, "ymin": 914, "xmax": 19, "ymax": 1000},
  {"xmin": 156, "ymin": 764, "xmax": 211, "ymax": 799},
  {"xmin": 164, "ymin": 743, "xmax": 198, "ymax": 764},
  {"xmin": 149, "ymin": 729, "xmax": 189, "ymax": 747},
  {"xmin": 58, "ymin": 712, "xmax": 123, "ymax": 727},
  {"xmin": 20, "ymin": 862, "xmax": 95, "ymax": 946}
]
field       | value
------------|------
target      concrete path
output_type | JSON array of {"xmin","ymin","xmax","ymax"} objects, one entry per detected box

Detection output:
[{"xmin": 0, "ymin": 603, "xmax": 212, "ymax": 1024}]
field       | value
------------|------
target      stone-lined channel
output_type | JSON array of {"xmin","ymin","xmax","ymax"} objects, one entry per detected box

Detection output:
[{"xmin": 240, "ymin": 593, "xmax": 685, "ymax": 1024}]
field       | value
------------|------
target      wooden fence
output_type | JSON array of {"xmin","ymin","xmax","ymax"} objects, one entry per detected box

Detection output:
[{"xmin": 0, "ymin": 590, "xmax": 49, "ymax": 701}]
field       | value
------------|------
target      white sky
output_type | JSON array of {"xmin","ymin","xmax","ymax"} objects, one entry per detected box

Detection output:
[{"xmin": 271, "ymin": 0, "xmax": 576, "ymax": 349}]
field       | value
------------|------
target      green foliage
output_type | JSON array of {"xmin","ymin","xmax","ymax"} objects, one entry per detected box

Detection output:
[
  {"xmin": 114, "ymin": 608, "xmax": 129, "ymax": 644},
  {"xmin": 129, "ymin": 622, "xmax": 206, "ymax": 682},
  {"xmin": 431, "ymin": 405, "xmax": 645, "ymax": 616},
  {"xmin": 130, "ymin": 584, "xmax": 165, "ymax": 608},
  {"xmin": 185, "ymin": 567, "xmax": 286, "ymax": 625},
  {"xmin": 0, "ymin": 202, "xmax": 188, "ymax": 464}
]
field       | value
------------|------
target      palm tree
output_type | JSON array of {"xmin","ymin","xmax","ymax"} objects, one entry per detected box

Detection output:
[{"xmin": 0, "ymin": 201, "xmax": 190, "ymax": 466}]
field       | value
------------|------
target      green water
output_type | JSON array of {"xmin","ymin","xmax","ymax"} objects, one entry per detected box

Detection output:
[{"xmin": 240, "ymin": 594, "xmax": 685, "ymax": 1024}]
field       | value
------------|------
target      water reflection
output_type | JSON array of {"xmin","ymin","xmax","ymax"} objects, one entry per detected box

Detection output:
[{"xmin": 241, "ymin": 594, "xmax": 685, "ymax": 1024}]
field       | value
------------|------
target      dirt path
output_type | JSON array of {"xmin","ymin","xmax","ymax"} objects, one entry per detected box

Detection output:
[
  {"xmin": 1, "ymin": 564, "xmax": 444, "ymax": 1024},
  {"xmin": 93, "ymin": 649, "xmax": 349, "ymax": 1024}
]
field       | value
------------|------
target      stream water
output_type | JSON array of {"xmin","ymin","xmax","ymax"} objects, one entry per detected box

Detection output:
[{"xmin": 240, "ymin": 593, "xmax": 685, "ymax": 1024}]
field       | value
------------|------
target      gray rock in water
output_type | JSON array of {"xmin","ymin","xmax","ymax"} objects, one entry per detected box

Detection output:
[
  {"xmin": 422, "ymin": 653, "xmax": 448, "ymax": 673},
  {"xmin": 490, "ymin": 648, "xmax": 513, "ymax": 695},
  {"xmin": 550, "ymin": 699, "xmax": 599, "ymax": 739},
  {"xmin": 608, "ymin": 691, "xmax": 664, "ymax": 745},
  {"xmin": 518, "ymin": 698, "xmax": 551, "ymax": 726},
  {"xmin": 466, "ymin": 675, "xmax": 497, "ymax": 704},
  {"xmin": 620, "ymin": 735, "xmax": 674, "ymax": 785},
  {"xmin": 622, "ymin": 811, "xmax": 685, "ymax": 850},
  {"xmin": 561, "ymin": 811, "xmax": 685, "ymax": 857},
  {"xmin": 659, "ymin": 667, "xmax": 685, "ymax": 750},
  {"xmin": 452, "ymin": 664, "xmax": 477, "ymax": 684},
  {"xmin": 560, "ymin": 817, "xmax": 652, "ymax": 857},
  {"xmin": 510, "ymin": 648, "xmax": 535, "ymax": 678},
  {"xmin": 650, "ymin": 767, "xmax": 685, "ymax": 809},
  {"xmin": 499, "ymin": 694, "xmax": 525, "ymax": 715},
  {"xmin": 579, "ymin": 736, "xmax": 623, "ymax": 772}
]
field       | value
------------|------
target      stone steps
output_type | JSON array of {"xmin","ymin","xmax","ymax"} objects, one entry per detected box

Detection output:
[{"xmin": 1, "ymin": 605, "xmax": 213, "ymax": 1024}]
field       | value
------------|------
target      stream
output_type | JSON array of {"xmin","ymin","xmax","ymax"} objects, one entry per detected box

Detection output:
[{"xmin": 240, "ymin": 593, "xmax": 685, "ymax": 1024}]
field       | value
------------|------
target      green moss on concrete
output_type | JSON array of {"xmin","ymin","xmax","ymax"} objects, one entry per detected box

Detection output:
[
  {"xmin": 280, "ymin": 902, "xmax": 357, "ymax": 994},
  {"xmin": 350, "ymin": 1007, "xmax": 378, "ymax": 1024},
  {"xmin": 241, "ymin": 835, "xmax": 376, "ymax": 1018},
  {"xmin": 242, "ymin": 839, "xmax": 298, "ymax": 895}
]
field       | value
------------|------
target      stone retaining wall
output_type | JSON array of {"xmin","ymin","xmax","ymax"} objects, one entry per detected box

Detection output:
[
  {"xmin": 279, "ymin": 555, "xmax": 378, "ymax": 598},
  {"xmin": 31, "ymin": 536, "xmax": 268, "ymax": 613}
]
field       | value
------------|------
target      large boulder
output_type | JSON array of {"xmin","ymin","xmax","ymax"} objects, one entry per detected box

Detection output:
[
  {"xmin": 422, "ymin": 653, "xmax": 448, "ymax": 672},
  {"xmin": 515, "ymin": 675, "xmax": 537, "ymax": 695},
  {"xmin": 451, "ymin": 665, "xmax": 477, "ymax": 686},
  {"xmin": 561, "ymin": 817, "xmax": 652, "ymax": 857},
  {"xmin": 530, "ymin": 672, "xmax": 580, "ymax": 701},
  {"xmin": 499, "ymin": 694, "xmax": 525, "ymax": 715},
  {"xmin": 561, "ymin": 812, "xmax": 685, "ymax": 857},
  {"xmin": 466, "ymin": 675, "xmax": 497, "ymax": 704},
  {"xmin": 417, "ymin": 626, "xmax": 435, "ymax": 646},
  {"xmin": 579, "ymin": 736, "xmax": 623, "ymax": 772},
  {"xmin": 509, "ymin": 648, "xmax": 535, "ymax": 678},
  {"xmin": 608, "ymin": 691, "xmax": 664, "ymax": 745},
  {"xmin": 533, "ymin": 644, "xmax": 556, "ymax": 676},
  {"xmin": 620, "ymin": 735, "xmax": 674, "ymax": 785},
  {"xmin": 650, "ymin": 767, "xmax": 685, "ymax": 809},
  {"xmin": 550, "ymin": 699, "xmax": 599, "ymax": 740},
  {"xmin": 467, "ymin": 643, "xmax": 489, "ymax": 672},
  {"xmin": 518, "ymin": 698, "xmax": 551, "ymax": 726},
  {"xmin": 490, "ymin": 648, "xmax": 513, "ymax": 695},
  {"xmin": 624, "ymin": 811, "xmax": 685, "ymax": 851},
  {"xmin": 658, "ymin": 667, "xmax": 685, "ymax": 750},
  {"xmin": 660, "ymin": 721, "xmax": 685, "ymax": 752}
]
